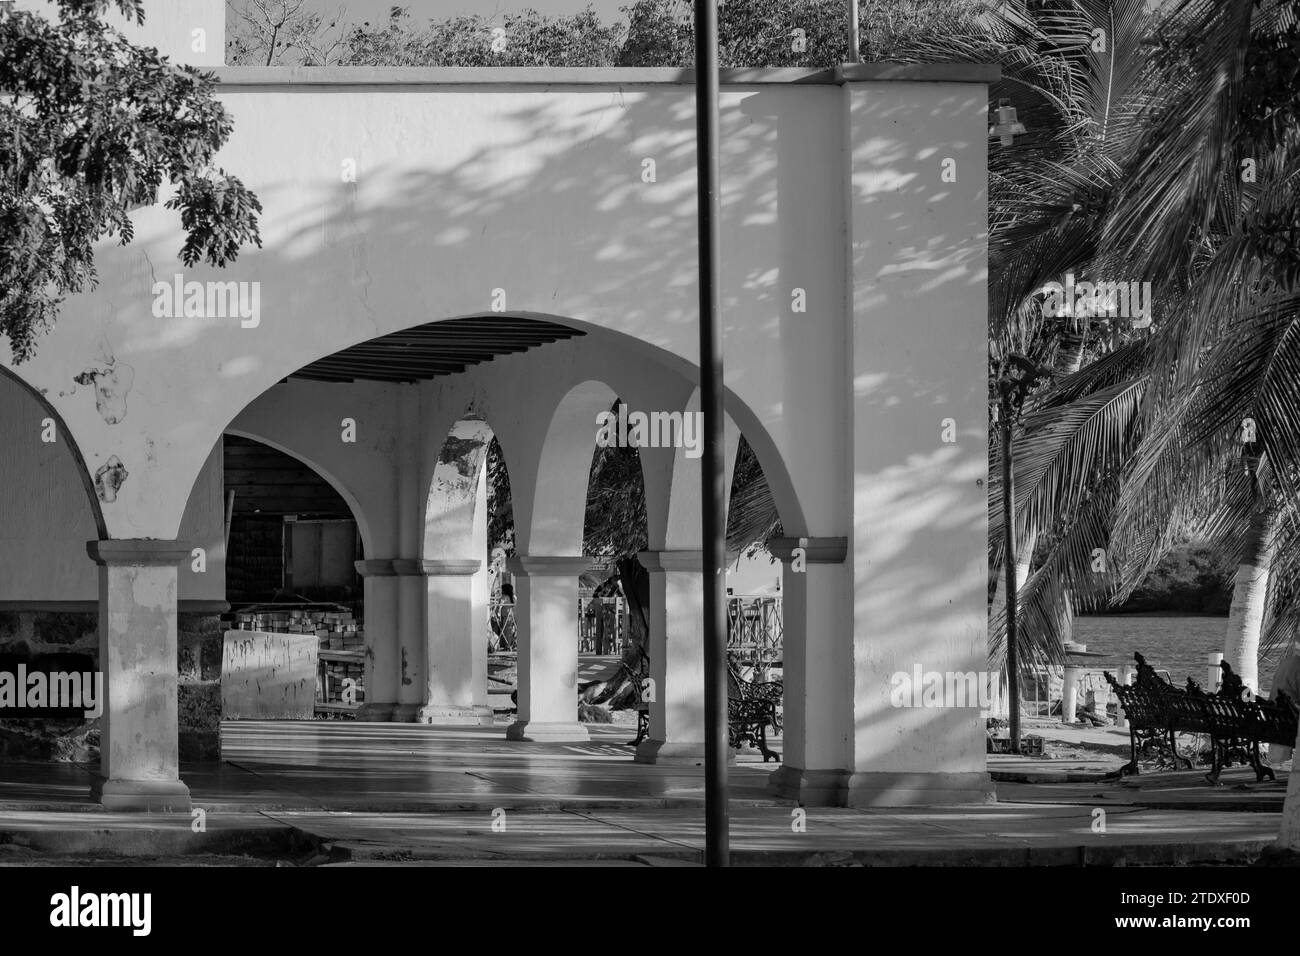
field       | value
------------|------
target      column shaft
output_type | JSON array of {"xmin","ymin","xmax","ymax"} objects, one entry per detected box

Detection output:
[
  {"xmin": 356, "ymin": 560, "xmax": 398, "ymax": 721},
  {"xmin": 87, "ymin": 540, "xmax": 192, "ymax": 812},
  {"xmin": 635, "ymin": 551, "xmax": 706, "ymax": 764},
  {"xmin": 506, "ymin": 555, "xmax": 589, "ymax": 742}
]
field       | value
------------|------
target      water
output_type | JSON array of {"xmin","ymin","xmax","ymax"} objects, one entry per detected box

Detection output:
[{"xmin": 1073, "ymin": 614, "xmax": 1283, "ymax": 694}]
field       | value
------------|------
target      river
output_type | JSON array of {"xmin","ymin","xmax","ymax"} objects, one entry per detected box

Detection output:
[{"xmin": 1073, "ymin": 614, "xmax": 1286, "ymax": 694}]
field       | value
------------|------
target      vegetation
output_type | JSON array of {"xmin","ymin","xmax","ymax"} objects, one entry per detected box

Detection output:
[{"xmin": 0, "ymin": 0, "xmax": 262, "ymax": 362}]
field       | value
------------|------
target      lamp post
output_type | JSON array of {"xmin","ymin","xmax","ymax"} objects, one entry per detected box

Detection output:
[{"xmin": 694, "ymin": 0, "xmax": 729, "ymax": 868}]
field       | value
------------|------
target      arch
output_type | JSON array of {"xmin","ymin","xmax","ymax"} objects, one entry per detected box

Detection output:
[
  {"xmin": 0, "ymin": 366, "xmax": 107, "ymax": 539},
  {"xmin": 500, "ymin": 313, "xmax": 809, "ymax": 540},
  {"xmin": 423, "ymin": 417, "xmax": 498, "ymax": 561},
  {"xmin": 223, "ymin": 426, "xmax": 375, "ymax": 557},
  {"xmin": 521, "ymin": 379, "xmax": 619, "ymax": 556}
]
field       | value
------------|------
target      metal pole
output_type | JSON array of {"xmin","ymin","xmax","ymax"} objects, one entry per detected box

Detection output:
[
  {"xmin": 848, "ymin": 0, "xmax": 862, "ymax": 62},
  {"xmin": 1000, "ymin": 404, "xmax": 1021, "ymax": 753},
  {"xmin": 695, "ymin": 0, "xmax": 729, "ymax": 868}
]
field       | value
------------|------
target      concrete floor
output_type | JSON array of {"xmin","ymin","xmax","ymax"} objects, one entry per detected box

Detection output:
[{"xmin": 0, "ymin": 720, "xmax": 1292, "ymax": 865}]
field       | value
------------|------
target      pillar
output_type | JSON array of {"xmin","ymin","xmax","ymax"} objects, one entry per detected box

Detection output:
[
  {"xmin": 767, "ymin": 537, "xmax": 853, "ymax": 804},
  {"xmin": 86, "ymin": 540, "xmax": 192, "ymax": 812},
  {"xmin": 634, "ymin": 550, "xmax": 705, "ymax": 764},
  {"xmin": 392, "ymin": 560, "xmax": 426, "ymax": 721},
  {"xmin": 355, "ymin": 559, "xmax": 398, "ymax": 721},
  {"xmin": 417, "ymin": 559, "xmax": 493, "ymax": 724},
  {"xmin": 506, "ymin": 554, "xmax": 589, "ymax": 742},
  {"xmin": 1062, "ymin": 664, "xmax": 1083, "ymax": 724}
]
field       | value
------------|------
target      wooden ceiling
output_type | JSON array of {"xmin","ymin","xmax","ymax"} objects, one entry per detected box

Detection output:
[
  {"xmin": 225, "ymin": 435, "xmax": 353, "ymax": 518},
  {"xmin": 289, "ymin": 315, "xmax": 585, "ymax": 384}
]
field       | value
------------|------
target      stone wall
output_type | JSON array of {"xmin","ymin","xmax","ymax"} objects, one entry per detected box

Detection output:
[
  {"xmin": 0, "ymin": 610, "xmax": 98, "ymax": 761},
  {"xmin": 0, "ymin": 608, "xmax": 225, "ymax": 763}
]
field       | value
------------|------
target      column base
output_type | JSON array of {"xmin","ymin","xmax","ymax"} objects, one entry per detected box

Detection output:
[
  {"xmin": 416, "ymin": 704, "xmax": 495, "ymax": 726},
  {"xmin": 357, "ymin": 702, "xmax": 397, "ymax": 722},
  {"xmin": 767, "ymin": 766, "xmax": 850, "ymax": 805},
  {"xmin": 846, "ymin": 771, "xmax": 996, "ymax": 807},
  {"xmin": 634, "ymin": 740, "xmax": 736, "ymax": 766},
  {"xmin": 770, "ymin": 767, "xmax": 996, "ymax": 806},
  {"xmin": 505, "ymin": 720, "xmax": 590, "ymax": 743},
  {"xmin": 91, "ymin": 777, "xmax": 192, "ymax": 813},
  {"xmin": 391, "ymin": 703, "xmax": 423, "ymax": 722}
]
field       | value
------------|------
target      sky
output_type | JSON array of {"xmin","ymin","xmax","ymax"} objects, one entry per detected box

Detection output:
[{"xmin": 297, "ymin": 0, "xmax": 635, "ymax": 25}]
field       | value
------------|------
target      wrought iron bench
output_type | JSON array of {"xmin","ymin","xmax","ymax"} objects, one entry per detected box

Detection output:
[
  {"xmin": 727, "ymin": 661, "xmax": 782, "ymax": 763},
  {"xmin": 1105, "ymin": 653, "xmax": 1299, "ymax": 783}
]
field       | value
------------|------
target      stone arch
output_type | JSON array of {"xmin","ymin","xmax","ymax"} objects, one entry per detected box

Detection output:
[
  {"xmin": 423, "ymin": 417, "xmax": 498, "ymax": 561},
  {"xmin": 223, "ymin": 426, "xmax": 376, "ymax": 557},
  {"xmin": 516, "ymin": 378, "xmax": 619, "ymax": 557},
  {"xmin": 0, "ymin": 366, "xmax": 107, "ymax": 539}
]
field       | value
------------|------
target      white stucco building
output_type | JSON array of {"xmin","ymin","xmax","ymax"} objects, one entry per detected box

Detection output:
[{"xmin": 0, "ymin": 0, "xmax": 994, "ymax": 810}]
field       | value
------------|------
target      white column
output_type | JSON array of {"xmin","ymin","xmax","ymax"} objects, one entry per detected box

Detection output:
[
  {"xmin": 392, "ymin": 560, "xmax": 427, "ymax": 721},
  {"xmin": 87, "ymin": 540, "xmax": 192, "ymax": 812},
  {"xmin": 355, "ymin": 559, "xmax": 398, "ymax": 721},
  {"xmin": 634, "ymin": 550, "xmax": 705, "ymax": 764},
  {"xmin": 416, "ymin": 558, "xmax": 493, "ymax": 724},
  {"xmin": 767, "ymin": 537, "xmax": 853, "ymax": 804},
  {"xmin": 506, "ymin": 554, "xmax": 589, "ymax": 742}
]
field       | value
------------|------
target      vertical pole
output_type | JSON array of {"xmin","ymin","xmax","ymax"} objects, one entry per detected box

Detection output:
[
  {"xmin": 1000, "ymin": 407, "xmax": 1021, "ymax": 753},
  {"xmin": 695, "ymin": 0, "xmax": 729, "ymax": 867},
  {"xmin": 848, "ymin": 0, "xmax": 862, "ymax": 62}
]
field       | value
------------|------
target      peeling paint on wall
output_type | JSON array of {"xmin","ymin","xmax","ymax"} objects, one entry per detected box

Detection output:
[
  {"xmin": 73, "ymin": 362, "xmax": 135, "ymax": 425},
  {"xmin": 93, "ymin": 456, "xmax": 128, "ymax": 503}
]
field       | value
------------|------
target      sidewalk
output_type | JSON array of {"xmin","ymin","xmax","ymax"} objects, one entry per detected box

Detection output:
[
  {"xmin": 0, "ymin": 721, "xmax": 1290, "ymax": 865},
  {"xmin": 0, "ymin": 802, "xmax": 1283, "ymax": 866}
]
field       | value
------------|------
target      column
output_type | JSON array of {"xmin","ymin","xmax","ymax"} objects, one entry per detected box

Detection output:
[
  {"xmin": 767, "ymin": 537, "xmax": 853, "ymax": 804},
  {"xmin": 392, "ymin": 560, "xmax": 426, "ymax": 721},
  {"xmin": 87, "ymin": 539, "xmax": 192, "ymax": 812},
  {"xmin": 355, "ymin": 559, "xmax": 398, "ymax": 721},
  {"xmin": 634, "ymin": 550, "xmax": 706, "ymax": 764},
  {"xmin": 506, "ymin": 554, "xmax": 589, "ymax": 742},
  {"xmin": 417, "ymin": 559, "xmax": 494, "ymax": 725}
]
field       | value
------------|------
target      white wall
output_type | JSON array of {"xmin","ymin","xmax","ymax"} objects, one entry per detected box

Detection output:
[{"xmin": 0, "ymin": 374, "xmax": 226, "ymax": 604}]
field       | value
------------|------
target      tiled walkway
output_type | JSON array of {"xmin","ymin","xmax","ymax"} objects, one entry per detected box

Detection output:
[{"xmin": 0, "ymin": 721, "xmax": 1290, "ymax": 864}]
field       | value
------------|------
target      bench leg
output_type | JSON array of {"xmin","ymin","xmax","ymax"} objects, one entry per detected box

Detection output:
[
  {"xmin": 1250, "ymin": 740, "xmax": 1275, "ymax": 783},
  {"xmin": 1205, "ymin": 738, "xmax": 1224, "ymax": 785},
  {"xmin": 1119, "ymin": 728, "xmax": 1140, "ymax": 777},
  {"xmin": 756, "ymin": 722, "xmax": 780, "ymax": 764},
  {"xmin": 1166, "ymin": 728, "xmax": 1193, "ymax": 770}
]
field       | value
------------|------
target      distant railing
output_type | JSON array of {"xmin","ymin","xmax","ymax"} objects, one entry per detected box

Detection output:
[
  {"xmin": 486, "ymin": 593, "xmax": 784, "ymax": 664},
  {"xmin": 578, "ymin": 596, "xmax": 630, "ymax": 655},
  {"xmin": 727, "ymin": 594, "xmax": 783, "ymax": 667}
]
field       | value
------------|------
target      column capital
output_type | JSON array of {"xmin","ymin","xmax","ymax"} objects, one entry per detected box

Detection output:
[
  {"xmin": 87, "ymin": 539, "xmax": 193, "ymax": 566},
  {"xmin": 355, "ymin": 559, "xmax": 397, "ymax": 577},
  {"xmin": 637, "ymin": 550, "xmax": 703, "ymax": 572},
  {"xmin": 419, "ymin": 558, "xmax": 482, "ymax": 576},
  {"xmin": 768, "ymin": 536, "xmax": 847, "ymax": 564},
  {"xmin": 507, "ymin": 554, "xmax": 591, "ymax": 577}
]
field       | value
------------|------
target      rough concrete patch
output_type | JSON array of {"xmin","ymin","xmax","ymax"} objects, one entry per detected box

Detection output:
[
  {"xmin": 93, "ymin": 456, "xmax": 128, "ymax": 502},
  {"xmin": 74, "ymin": 364, "xmax": 135, "ymax": 425},
  {"xmin": 440, "ymin": 436, "xmax": 485, "ymax": 481}
]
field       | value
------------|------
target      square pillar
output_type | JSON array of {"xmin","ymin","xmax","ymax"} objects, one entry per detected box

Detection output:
[
  {"xmin": 392, "ymin": 560, "xmax": 427, "ymax": 721},
  {"xmin": 355, "ymin": 560, "xmax": 398, "ymax": 721},
  {"xmin": 416, "ymin": 559, "xmax": 493, "ymax": 725},
  {"xmin": 86, "ymin": 540, "xmax": 192, "ymax": 812},
  {"xmin": 767, "ymin": 537, "xmax": 852, "ymax": 804},
  {"xmin": 505, "ymin": 554, "xmax": 589, "ymax": 742},
  {"xmin": 634, "ymin": 550, "xmax": 706, "ymax": 764},
  {"xmin": 845, "ymin": 78, "xmax": 994, "ymax": 805}
]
